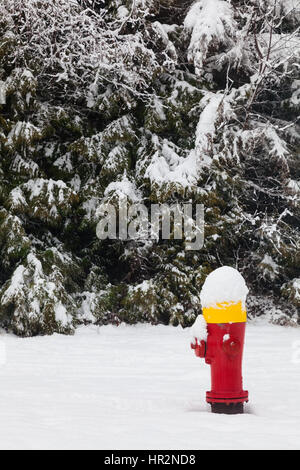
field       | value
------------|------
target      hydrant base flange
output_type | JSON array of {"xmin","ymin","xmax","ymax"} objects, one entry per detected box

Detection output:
[
  {"xmin": 206, "ymin": 390, "xmax": 249, "ymax": 405},
  {"xmin": 211, "ymin": 402, "xmax": 244, "ymax": 415}
]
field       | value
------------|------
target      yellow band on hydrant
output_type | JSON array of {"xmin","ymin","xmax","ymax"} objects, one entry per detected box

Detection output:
[{"xmin": 203, "ymin": 301, "xmax": 247, "ymax": 324}]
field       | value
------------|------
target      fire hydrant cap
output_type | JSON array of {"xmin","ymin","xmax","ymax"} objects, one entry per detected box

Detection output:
[{"xmin": 200, "ymin": 266, "xmax": 249, "ymax": 324}]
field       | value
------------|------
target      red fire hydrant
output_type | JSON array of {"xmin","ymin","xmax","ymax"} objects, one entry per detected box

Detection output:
[{"xmin": 191, "ymin": 267, "xmax": 249, "ymax": 414}]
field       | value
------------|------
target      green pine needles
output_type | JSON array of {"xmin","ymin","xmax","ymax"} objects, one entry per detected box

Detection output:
[{"xmin": 0, "ymin": 0, "xmax": 299, "ymax": 335}]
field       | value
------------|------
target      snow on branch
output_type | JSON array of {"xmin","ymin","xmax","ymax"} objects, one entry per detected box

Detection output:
[
  {"xmin": 184, "ymin": 0, "xmax": 237, "ymax": 77},
  {"xmin": 0, "ymin": 0, "xmax": 171, "ymax": 105}
]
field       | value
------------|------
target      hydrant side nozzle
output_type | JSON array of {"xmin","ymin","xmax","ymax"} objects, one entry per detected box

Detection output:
[
  {"xmin": 222, "ymin": 337, "xmax": 241, "ymax": 357},
  {"xmin": 191, "ymin": 338, "xmax": 206, "ymax": 358}
]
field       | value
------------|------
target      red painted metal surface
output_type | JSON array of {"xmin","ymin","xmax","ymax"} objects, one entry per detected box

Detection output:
[{"xmin": 192, "ymin": 322, "xmax": 248, "ymax": 407}]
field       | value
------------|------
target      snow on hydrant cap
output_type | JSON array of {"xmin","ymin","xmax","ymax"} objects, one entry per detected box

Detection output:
[{"xmin": 200, "ymin": 266, "xmax": 249, "ymax": 310}]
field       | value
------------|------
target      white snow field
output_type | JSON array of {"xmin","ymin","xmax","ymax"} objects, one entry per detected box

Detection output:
[{"xmin": 0, "ymin": 321, "xmax": 299, "ymax": 450}]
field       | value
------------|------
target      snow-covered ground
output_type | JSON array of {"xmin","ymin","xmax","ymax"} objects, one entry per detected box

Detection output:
[{"xmin": 0, "ymin": 321, "xmax": 299, "ymax": 450}]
